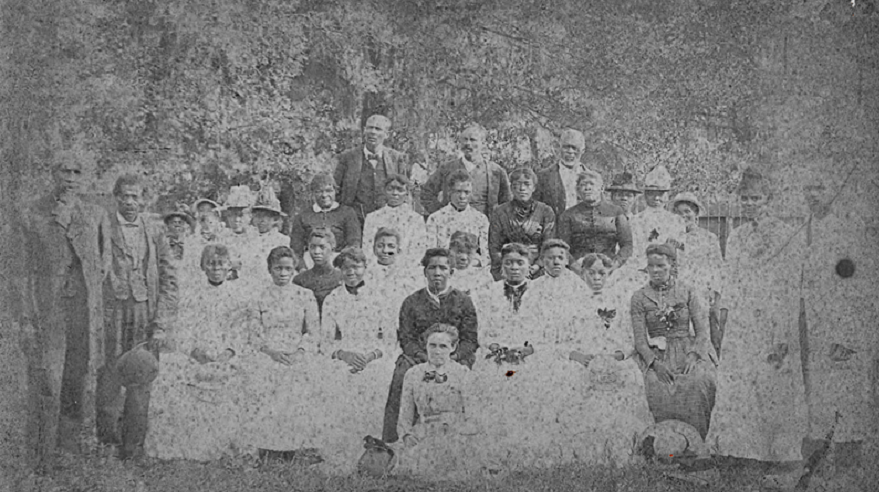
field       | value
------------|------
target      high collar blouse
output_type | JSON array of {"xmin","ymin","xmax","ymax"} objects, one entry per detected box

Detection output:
[
  {"xmin": 630, "ymin": 280, "xmax": 711, "ymax": 367},
  {"xmin": 556, "ymin": 200, "xmax": 633, "ymax": 263}
]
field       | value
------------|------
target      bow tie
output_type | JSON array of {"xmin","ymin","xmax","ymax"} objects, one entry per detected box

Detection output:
[
  {"xmin": 503, "ymin": 282, "xmax": 528, "ymax": 312},
  {"xmin": 423, "ymin": 371, "xmax": 448, "ymax": 383}
]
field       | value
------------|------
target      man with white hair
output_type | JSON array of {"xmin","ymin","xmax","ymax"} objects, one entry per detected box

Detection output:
[
  {"xmin": 534, "ymin": 129, "xmax": 593, "ymax": 217},
  {"xmin": 334, "ymin": 114, "xmax": 410, "ymax": 225}
]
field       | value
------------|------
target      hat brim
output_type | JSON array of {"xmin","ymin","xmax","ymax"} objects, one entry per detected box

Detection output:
[
  {"xmin": 193, "ymin": 199, "xmax": 221, "ymax": 209},
  {"xmin": 252, "ymin": 205, "xmax": 287, "ymax": 217},
  {"xmin": 642, "ymin": 186, "xmax": 671, "ymax": 192},
  {"xmin": 163, "ymin": 212, "xmax": 196, "ymax": 225},
  {"xmin": 606, "ymin": 185, "xmax": 642, "ymax": 193},
  {"xmin": 671, "ymin": 198, "xmax": 704, "ymax": 214}
]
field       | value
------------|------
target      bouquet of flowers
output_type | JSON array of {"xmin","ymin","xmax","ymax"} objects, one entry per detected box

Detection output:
[
  {"xmin": 657, "ymin": 303, "xmax": 685, "ymax": 331},
  {"xmin": 485, "ymin": 342, "xmax": 533, "ymax": 365},
  {"xmin": 597, "ymin": 308, "xmax": 616, "ymax": 330}
]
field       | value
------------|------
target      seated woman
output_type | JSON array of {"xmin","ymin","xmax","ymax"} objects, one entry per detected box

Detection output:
[
  {"xmin": 238, "ymin": 246, "xmax": 324, "ymax": 461},
  {"xmin": 361, "ymin": 227, "xmax": 422, "ymax": 296},
  {"xmin": 448, "ymin": 231, "xmax": 492, "ymax": 295},
  {"xmin": 319, "ymin": 247, "xmax": 400, "ymax": 473},
  {"xmin": 394, "ymin": 324, "xmax": 494, "ymax": 480},
  {"xmin": 631, "ymin": 244, "xmax": 717, "ymax": 440},
  {"xmin": 470, "ymin": 242, "xmax": 536, "ymax": 346},
  {"xmin": 146, "ymin": 244, "xmax": 252, "ymax": 461}
]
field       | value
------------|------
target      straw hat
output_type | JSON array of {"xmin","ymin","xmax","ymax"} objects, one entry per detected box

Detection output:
[
  {"xmin": 225, "ymin": 185, "xmax": 254, "ymax": 209},
  {"xmin": 643, "ymin": 165, "xmax": 673, "ymax": 191},
  {"xmin": 606, "ymin": 172, "xmax": 641, "ymax": 193},
  {"xmin": 192, "ymin": 198, "xmax": 221, "ymax": 214},
  {"xmin": 670, "ymin": 192, "xmax": 705, "ymax": 215},
  {"xmin": 251, "ymin": 186, "xmax": 287, "ymax": 217}
]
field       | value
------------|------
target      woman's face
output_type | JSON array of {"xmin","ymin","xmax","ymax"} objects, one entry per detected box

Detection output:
[
  {"xmin": 511, "ymin": 177, "xmax": 535, "ymax": 202},
  {"xmin": 674, "ymin": 202, "xmax": 698, "ymax": 227},
  {"xmin": 583, "ymin": 262, "xmax": 609, "ymax": 292},
  {"xmin": 374, "ymin": 235, "xmax": 399, "ymax": 266},
  {"xmin": 740, "ymin": 193, "xmax": 769, "ymax": 220},
  {"xmin": 502, "ymin": 251, "xmax": 529, "ymax": 284},
  {"xmin": 165, "ymin": 216, "xmax": 190, "ymax": 237},
  {"xmin": 314, "ymin": 185, "xmax": 336, "ymax": 210},
  {"xmin": 200, "ymin": 214, "xmax": 220, "ymax": 239},
  {"xmin": 308, "ymin": 237, "xmax": 333, "ymax": 266},
  {"xmin": 611, "ymin": 191, "xmax": 637, "ymax": 213},
  {"xmin": 203, "ymin": 253, "xmax": 231, "ymax": 284},
  {"xmin": 384, "ymin": 182, "xmax": 408, "ymax": 208},
  {"xmin": 646, "ymin": 254, "xmax": 672, "ymax": 285},
  {"xmin": 644, "ymin": 190, "xmax": 668, "ymax": 208},
  {"xmin": 224, "ymin": 208, "xmax": 247, "ymax": 234},
  {"xmin": 340, "ymin": 258, "xmax": 366, "ymax": 287},
  {"xmin": 541, "ymin": 247, "xmax": 568, "ymax": 278},
  {"xmin": 426, "ymin": 332, "xmax": 456, "ymax": 368},
  {"xmin": 270, "ymin": 257, "xmax": 296, "ymax": 286},
  {"xmin": 252, "ymin": 210, "xmax": 278, "ymax": 234},
  {"xmin": 577, "ymin": 178, "xmax": 603, "ymax": 204},
  {"xmin": 450, "ymin": 248, "xmax": 473, "ymax": 270}
]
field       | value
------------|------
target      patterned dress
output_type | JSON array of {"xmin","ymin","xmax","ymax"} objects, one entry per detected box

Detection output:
[
  {"xmin": 707, "ymin": 216, "xmax": 807, "ymax": 461},
  {"xmin": 426, "ymin": 204, "xmax": 490, "ymax": 267},
  {"xmin": 362, "ymin": 203, "xmax": 430, "ymax": 268},
  {"xmin": 677, "ymin": 225, "xmax": 724, "ymax": 310},
  {"xmin": 237, "ymin": 229, "xmax": 290, "ymax": 287},
  {"xmin": 629, "ymin": 207, "xmax": 687, "ymax": 259},
  {"xmin": 631, "ymin": 280, "xmax": 717, "ymax": 439}
]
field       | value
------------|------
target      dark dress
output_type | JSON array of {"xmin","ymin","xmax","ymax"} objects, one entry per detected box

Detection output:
[
  {"xmin": 488, "ymin": 199, "xmax": 556, "ymax": 280},
  {"xmin": 556, "ymin": 200, "xmax": 632, "ymax": 263}
]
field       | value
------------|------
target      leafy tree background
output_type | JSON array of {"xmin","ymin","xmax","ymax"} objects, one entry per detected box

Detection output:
[{"xmin": 1, "ymin": 0, "xmax": 878, "ymax": 475}]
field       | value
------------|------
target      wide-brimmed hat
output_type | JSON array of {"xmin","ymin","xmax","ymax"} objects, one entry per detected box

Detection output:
[
  {"xmin": 251, "ymin": 186, "xmax": 287, "ymax": 217},
  {"xmin": 162, "ymin": 203, "xmax": 196, "ymax": 226},
  {"xmin": 606, "ymin": 172, "xmax": 641, "ymax": 193},
  {"xmin": 192, "ymin": 198, "xmax": 221, "ymax": 214},
  {"xmin": 225, "ymin": 185, "xmax": 254, "ymax": 209},
  {"xmin": 643, "ymin": 166, "xmax": 673, "ymax": 191},
  {"xmin": 670, "ymin": 192, "xmax": 705, "ymax": 215}
]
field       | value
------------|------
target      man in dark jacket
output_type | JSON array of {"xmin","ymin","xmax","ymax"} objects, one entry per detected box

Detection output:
[
  {"xmin": 420, "ymin": 124, "xmax": 511, "ymax": 217},
  {"xmin": 534, "ymin": 129, "xmax": 594, "ymax": 217},
  {"xmin": 333, "ymin": 114, "xmax": 410, "ymax": 225},
  {"xmin": 381, "ymin": 248, "xmax": 478, "ymax": 443}
]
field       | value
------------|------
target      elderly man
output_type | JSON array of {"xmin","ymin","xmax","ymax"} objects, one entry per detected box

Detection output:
[
  {"xmin": 534, "ymin": 129, "xmax": 593, "ymax": 217},
  {"xmin": 420, "ymin": 124, "xmax": 511, "ymax": 217},
  {"xmin": 13, "ymin": 156, "xmax": 111, "ymax": 471},
  {"xmin": 334, "ymin": 114, "xmax": 410, "ymax": 225},
  {"xmin": 97, "ymin": 174, "xmax": 178, "ymax": 460}
]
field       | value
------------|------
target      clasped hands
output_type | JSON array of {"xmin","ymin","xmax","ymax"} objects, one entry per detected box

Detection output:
[
  {"xmin": 190, "ymin": 347, "xmax": 235, "ymax": 365},
  {"xmin": 262, "ymin": 347, "xmax": 306, "ymax": 366},
  {"xmin": 334, "ymin": 349, "xmax": 382, "ymax": 373},
  {"xmin": 649, "ymin": 352, "xmax": 700, "ymax": 385}
]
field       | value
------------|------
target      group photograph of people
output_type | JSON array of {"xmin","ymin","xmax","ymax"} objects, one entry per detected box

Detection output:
[{"xmin": 11, "ymin": 111, "xmax": 877, "ymax": 492}]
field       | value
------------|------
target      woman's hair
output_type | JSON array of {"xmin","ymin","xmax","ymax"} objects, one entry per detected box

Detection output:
[
  {"xmin": 422, "ymin": 323, "xmax": 459, "ymax": 347},
  {"xmin": 449, "ymin": 231, "xmax": 477, "ymax": 253},
  {"xmin": 446, "ymin": 169, "xmax": 472, "ymax": 189},
  {"xmin": 384, "ymin": 174, "xmax": 411, "ymax": 189},
  {"xmin": 421, "ymin": 247, "xmax": 450, "ymax": 268},
  {"xmin": 540, "ymin": 238, "xmax": 570, "ymax": 256},
  {"xmin": 309, "ymin": 228, "xmax": 337, "ymax": 248},
  {"xmin": 267, "ymin": 246, "xmax": 298, "ymax": 271},
  {"xmin": 576, "ymin": 169, "xmax": 604, "ymax": 188},
  {"xmin": 500, "ymin": 242, "xmax": 531, "ymax": 260},
  {"xmin": 580, "ymin": 253, "xmax": 613, "ymax": 270},
  {"xmin": 200, "ymin": 244, "xmax": 230, "ymax": 270},
  {"xmin": 509, "ymin": 166, "xmax": 538, "ymax": 186},
  {"xmin": 646, "ymin": 243, "xmax": 677, "ymax": 263},
  {"xmin": 374, "ymin": 227, "xmax": 401, "ymax": 245},
  {"xmin": 333, "ymin": 246, "xmax": 367, "ymax": 268},
  {"xmin": 309, "ymin": 173, "xmax": 337, "ymax": 193}
]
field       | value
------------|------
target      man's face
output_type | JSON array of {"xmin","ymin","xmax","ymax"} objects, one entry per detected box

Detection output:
[
  {"xmin": 202, "ymin": 253, "xmax": 231, "ymax": 284},
  {"xmin": 374, "ymin": 235, "xmax": 399, "ymax": 266},
  {"xmin": 511, "ymin": 177, "xmax": 535, "ymax": 202},
  {"xmin": 424, "ymin": 255, "xmax": 452, "ymax": 292},
  {"xmin": 674, "ymin": 202, "xmax": 698, "ymax": 227},
  {"xmin": 644, "ymin": 190, "xmax": 668, "ymax": 208},
  {"xmin": 165, "ymin": 216, "xmax": 190, "ymax": 237},
  {"xmin": 459, "ymin": 129, "xmax": 484, "ymax": 161},
  {"xmin": 252, "ymin": 210, "xmax": 278, "ymax": 234},
  {"xmin": 541, "ymin": 247, "xmax": 569, "ymax": 278},
  {"xmin": 385, "ymin": 182, "xmax": 408, "ymax": 208},
  {"xmin": 116, "ymin": 184, "xmax": 144, "ymax": 222},
  {"xmin": 308, "ymin": 237, "xmax": 333, "ymax": 266},
  {"xmin": 502, "ymin": 251, "xmax": 529, "ymax": 284},
  {"xmin": 224, "ymin": 208, "xmax": 247, "ymax": 234},
  {"xmin": 450, "ymin": 248, "xmax": 473, "ymax": 270},
  {"xmin": 363, "ymin": 116, "xmax": 389, "ymax": 152},
  {"xmin": 54, "ymin": 162, "xmax": 86, "ymax": 196},
  {"xmin": 314, "ymin": 185, "xmax": 336, "ymax": 210},
  {"xmin": 577, "ymin": 178, "xmax": 603, "ymax": 203},
  {"xmin": 740, "ymin": 193, "xmax": 769, "ymax": 220},
  {"xmin": 611, "ymin": 191, "xmax": 638, "ymax": 213},
  {"xmin": 340, "ymin": 258, "xmax": 366, "ymax": 287},
  {"xmin": 449, "ymin": 181, "xmax": 472, "ymax": 210},
  {"xmin": 559, "ymin": 139, "xmax": 585, "ymax": 166},
  {"xmin": 269, "ymin": 257, "xmax": 296, "ymax": 286}
]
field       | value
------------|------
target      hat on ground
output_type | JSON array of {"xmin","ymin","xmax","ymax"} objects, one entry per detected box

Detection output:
[
  {"xmin": 606, "ymin": 171, "xmax": 641, "ymax": 193},
  {"xmin": 225, "ymin": 185, "xmax": 254, "ymax": 209},
  {"xmin": 670, "ymin": 192, "xmax": 705, "ymax": 216},
  {"xmin": 643, "ymin": 165, "xmax": 673, "ymax": 191},
  {"xmin": 252, "ymin": 186, "xmax": 287, "ymax": 217}
]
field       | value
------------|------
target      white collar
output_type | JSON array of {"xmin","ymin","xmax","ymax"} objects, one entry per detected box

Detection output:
[
  {"xmin": 426, "ymin": 284, "xmax": 452, "ymax": 303},
  {"xmin": 447, "ymin": 203, "xmax": 469, "ymax": 214},
  {"xmin": 364, "ymin": 146, "xmax": 384, "ymax": 159},
  {"xmin": 116, "ymin": 211, "xmax": 142, "ymax": 227},
  {"xmin": 313, "ymin": 202, "xmax": 340, "ymax": 213}
]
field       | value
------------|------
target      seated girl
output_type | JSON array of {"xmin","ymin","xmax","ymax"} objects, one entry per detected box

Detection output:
[
  {"xmin": 238, "ymin": 246, "xmax": 325, "ymax": 461},
  {"xmin": 394, "ymin": 324, "xmax": 496, "ymax": 480},
  {"xmin": 319, "ymin": 247, "xmax": 400, "ymax": 473},
  {"xmin": 145, "ymin": 244, "xmax": 252, "ymax": 461}
]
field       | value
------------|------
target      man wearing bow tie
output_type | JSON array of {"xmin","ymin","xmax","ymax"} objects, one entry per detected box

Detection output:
[
  {"xmin": 97, "ymin": 174, "xmax": 177, "ymax": 460},
  {"xmin": 334, "ymin": 114, "xmax": 411, "ymax": 226}
]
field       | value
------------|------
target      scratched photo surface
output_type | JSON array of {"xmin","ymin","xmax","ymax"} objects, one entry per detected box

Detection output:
[{"xmin": 1, "ymin": 1, "xmax": 878, "ymax": 491}]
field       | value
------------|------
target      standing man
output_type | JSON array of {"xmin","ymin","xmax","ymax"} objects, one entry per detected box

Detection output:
[
  {"xmin": 14, "ymin": 157, "xmax": 111, "ymax": 471},
  {"xmin": 381, "ymin": 248, "xmax": 478, "ymax": 443},
  {"xmin": 421, "ymin": 124, "xmax": 511, "ymax": 218},
  {"xmin": 334, "ymin": 114, "xmax": 410, "ymax": 226},
  {"xmin": 534, "ymin": 129, "xmax": 592, "ymax": 218},
  {"xmin": 98, "ymin": 174, "xmax": 177, "ymax": 460}
]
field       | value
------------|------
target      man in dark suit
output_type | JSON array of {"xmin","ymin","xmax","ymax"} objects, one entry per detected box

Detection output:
[
  {"xmin": 13, "ymin": 157, "xmax": 111, "ymax": 471},
  {"xmin": 333, "ymin": 114, "xmax": 410, "ymax": 225},
  {"xmin": 420, "ymin": 123, "xmax": 511, "ymax": 218},
  {"xmin": 97, "ymin": 174, "xmax": 177, "ymax": 460},
  {"xmin": 534, "ymin": 129, "xmax": 593, "ymax": 217}
]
